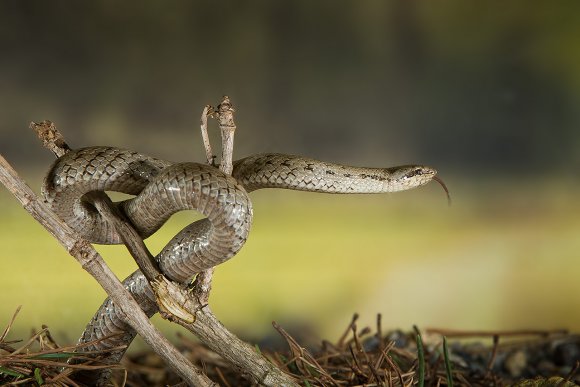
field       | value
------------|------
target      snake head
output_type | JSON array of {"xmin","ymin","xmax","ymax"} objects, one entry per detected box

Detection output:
[
  {"xmin": 387, "ymin": 165, "xmax": 451, "ymax": 205},
  {"xmin": 387, "ymin": 165, "xmax": 437, "ymax": 190}
]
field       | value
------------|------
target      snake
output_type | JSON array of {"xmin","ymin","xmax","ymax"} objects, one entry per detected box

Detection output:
[{"xmin": 42, "ymin": 146, "xmax": 445, "ymax": 385}]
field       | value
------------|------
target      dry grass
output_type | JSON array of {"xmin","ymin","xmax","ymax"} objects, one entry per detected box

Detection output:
[
  {"xmin": 3, "ymin": 308, "xmax": 577, "ymax": 386},
  {"xmin": 0, "ymin": 307, "xmax": 125, "ymax": 386}
]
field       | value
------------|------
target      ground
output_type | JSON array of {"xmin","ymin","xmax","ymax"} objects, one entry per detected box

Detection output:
[{"xmin": 1, "ymin": 313, "xmax": 578, "ymax": 386}]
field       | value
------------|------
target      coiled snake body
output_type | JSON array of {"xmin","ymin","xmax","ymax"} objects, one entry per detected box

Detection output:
[{"xmin": 42, "ymin": 146, "xmax": 439, "ymax": 381}]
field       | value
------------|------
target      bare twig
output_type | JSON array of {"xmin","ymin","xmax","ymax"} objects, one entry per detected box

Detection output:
[
  {"xmin": 92, "ymin": 197, "xmax": 202, "ymax": 325},
  {"xmin": 191, "ymin": 267, "xmax": 215, "ymax": 304},
  {"xmin": 198, "ymin": 95, "xmax": 236, "ymax": 173},
  {"xmin": 560, "ymin": 361, "xmax": 579, "ymax": 386},
  {"xmin": 30, "ymin": 121, "xmax": 70, "ymax": 157},
  {"xmin": 193, "ymin": 96, "xmax": 236, "ymax": 303},
  {"xmin": 337, "ymin": 313, "xmax": 359, "ymax": 349},
  {"xmin": 189, "ymin": 98, "xmax": 303, "ymax": 385},
  {"xmin": 425, "ymin": 328, "xmax": 568, "ymax": 338},
  {"xmin": 200, "ymin": 105, "xmax": 216, "ymax": 166},
  {"xmin": 216, "ymin": 95, "xmax": 236, "ymax": 175},
  {"xmin": 185, "ymin": 98, "xmax": 299, "ymax": 385},
  {"xmin": 0, "ymin": 305, "xmax": 22, "ymax": 343},
  {"xmin": 0, "ymin": 152, "xmax": 214, "ymax": 386},
  {"xmin": 91, "ymin": 196, "xmax": 161, "ymax": 283},
  {"xmin": 351, "ymin": 324, "xmax": 381, "ymax": 384},
  {"xmin": 485, "ymin": 334, "xmax": 500, "ymax": 377},
  {"xmin": 185, "ymin": 311, "xmax": 299, "ymax": 386},
  {"xmin": 273, "ymin": 321, "xmax": 334, "ymax": 385}
]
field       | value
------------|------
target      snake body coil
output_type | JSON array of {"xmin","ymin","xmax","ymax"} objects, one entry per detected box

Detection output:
[{"xmin": 42, "ymin": 146, "xmax": 437, "ymax": 385}]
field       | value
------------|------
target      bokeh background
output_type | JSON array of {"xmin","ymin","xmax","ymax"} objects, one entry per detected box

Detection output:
[{"xmin": 1, "ymin": 1, "xmax": 579, "ymax": 348}]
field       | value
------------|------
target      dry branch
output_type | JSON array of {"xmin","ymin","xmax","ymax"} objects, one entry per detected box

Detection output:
[
  {"xmin": 200, "ymin": 105, "xmax": 216, "ymax": 166},
  {"xmin": 216, "ymin": 95, "xmax": 236, "ymax": 175},
  {"xmin": 192, "ymin": 96, "xmax": 236, "ymax": 303}
]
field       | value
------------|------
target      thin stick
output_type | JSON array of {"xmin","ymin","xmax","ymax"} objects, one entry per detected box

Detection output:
[
  {"xmin": 216, "ymin": 95, "xmax": 236, "ymax": 175},
  {"xmin": 171, "ymin": 310, "xmax": 300, "ymax": 386},
  {"xmin": 416, "ymin": 332, "xmax": 425, "ymax": 387},
  {"xmin": 193, "ymin": 96, "xmax": 236, "ymax": 303},
  {"xmin": 559, "ymin": 360, "xmax": 579, "ymax": 387},
  {"xmin": 425, "ymin": 328, "xmax": 567, "ymax": 338},
  {"xmin": 376, "ymin": 313, "xmax": 383, "ymax": 351},
  {"xmin": 485, "ymin": 335, "xmax": 499, "ymax": 377},
  {"xmin": 92, "ymin": 200, "xmax": 201, "ymax": 324},
  {"xmin": 91, "ymin": 196, "xmax": 161, "ymax": 283},
  {"xmin": 30, "ymin": 121, "xmax": 70, "ymax": 157},
  {"xmin": 0, "ymin": 153, "xmax": 214, "ymax": 387},
  {"xmin": 200, "ymin": 105, "xmax": 215, "ymax": 166},
  {"xmin": 0, "ymin": 306, "xmax": 22, "ymax": 343},
  {"xmin": 337, "ymin": 314, "xmax": 359, "ymax": 349},
  {"xmin": 192, "ymin": 268, "xmax": 215, "ymax": 304},
  {"xmin": 352, "ymin": 324, "xmax": 381, "ymax": 384}
]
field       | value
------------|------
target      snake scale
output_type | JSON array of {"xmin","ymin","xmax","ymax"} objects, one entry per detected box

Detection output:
[{"xmin": 42, "ymin": 146, "xmax": 441, "ymax": 384}]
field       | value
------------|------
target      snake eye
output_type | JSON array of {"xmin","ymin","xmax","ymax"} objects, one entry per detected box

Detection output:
[{"xmin": 406, "ymin": 168, "xmax": 423, "ymax": 178}]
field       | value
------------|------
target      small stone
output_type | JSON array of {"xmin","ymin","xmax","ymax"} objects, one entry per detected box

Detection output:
[
  {"xmin": 536, "ymin": 359, "xmax": 555, "ymax": 375},
  {"xmin": 362, "ymin": 335, "xmax": 381, "ymax": 352},
  {"xmin": 554, "ymin": 341, "xmax": 580, "ymax": 366},
  {"xmin": 505, "ymin": 350, "xmax": 527, "ymax": 377}
]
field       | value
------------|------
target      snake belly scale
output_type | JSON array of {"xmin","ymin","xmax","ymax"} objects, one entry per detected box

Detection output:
[{"xmin": 42, "ymin": 146, "xmax": 438, "ymax": 382}]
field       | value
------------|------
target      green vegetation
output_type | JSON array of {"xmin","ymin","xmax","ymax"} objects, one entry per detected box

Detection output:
[
  {"xmin": 416, "ymin": 331, "xmax": 425, "ymax": 387},
  {"xmin": 443, "ymin": 337, "xmax": 454, "ymax": 387}
]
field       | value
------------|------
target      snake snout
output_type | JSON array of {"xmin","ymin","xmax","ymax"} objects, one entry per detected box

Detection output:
[
  {"xmin": 399, "ymin": 165, "xmax": 436, "ymax": 184},
  {"xmin": 408, "ymin": 166, "xmax": 436, "ymax": 178}
]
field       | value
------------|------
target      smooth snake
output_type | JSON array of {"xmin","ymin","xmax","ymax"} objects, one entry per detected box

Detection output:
[{"xmin": 42, "ymin": 146, "xmax": 444, "ymax": 382}]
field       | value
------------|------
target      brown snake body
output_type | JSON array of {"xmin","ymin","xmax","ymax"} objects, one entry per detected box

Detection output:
[{"xmin": 42, "ymin": 146, "xmax": 439, "ymax": 383}]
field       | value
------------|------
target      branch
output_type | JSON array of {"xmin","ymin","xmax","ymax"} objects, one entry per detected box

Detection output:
[
  {"xmin": 216, "ymin": 95, "xmax": 236, "ymax": 175},
  {"xmin": 198, "ymin": 95, "xmax": 235, "ymax": 173},
  {"xmin": 91, "ymin": 196, "xmax": 161, "ymax": 284},
  {"xmin": 192, "ymin": 96, "xmax": 235, "ymax": 302},
  {"xmin": 200, "ymin": 105, "xmax": 216, "ymax": 166},
  {"xmin": 181, "ymin": 306, "xmax": 299, "ymax": 386},
  {"xmin": 30, "ymin": 121, "xmax": 70, "ymax": 157}
]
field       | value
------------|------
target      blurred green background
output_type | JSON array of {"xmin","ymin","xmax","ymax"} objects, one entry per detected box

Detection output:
[{"xmin": 1, "ymin": 1, "xmax": 579, "ymax": 347}]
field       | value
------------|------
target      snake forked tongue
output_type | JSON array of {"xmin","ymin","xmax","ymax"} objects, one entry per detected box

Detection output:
[{"xmin": 433, "ymin": 175, "xmax": 452, "ymax": 206}]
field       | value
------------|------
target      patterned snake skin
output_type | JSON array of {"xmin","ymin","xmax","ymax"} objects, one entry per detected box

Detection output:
[{"xmin": 42, "ymin": 146, "xmax": 438, "ymax": 385}]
